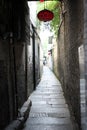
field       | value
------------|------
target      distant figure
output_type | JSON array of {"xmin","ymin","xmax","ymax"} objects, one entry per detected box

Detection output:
[
  {"xmin": 43, "ymin": 60, "xmax": 45, "ymax": 65},
  {"xmin": 43, "ymin": 56, "xmax": 47, "ymax": 65}
]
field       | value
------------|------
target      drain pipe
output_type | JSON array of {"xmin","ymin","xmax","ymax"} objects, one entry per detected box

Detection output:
[
  {"xmin": 32, "ymin": 25, "xmax": 36, "ymax": 90},
  {"xmin": 9, "ymin": 32, "xmax": 18, "ymax": 117}
]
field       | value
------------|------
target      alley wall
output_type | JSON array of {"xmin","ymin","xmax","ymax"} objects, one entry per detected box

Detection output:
[
  {"xmin": 0, "ymin": 39, "xmax": 10, "ymax": 128},
  {"xmin": 83, "ymin": 0, "xmax": 87, "ymax": 129},
  {"xmin": 0, "ymin": 1, "xmax": 42, "ymax": 129},
  {"xmin": 53, "ymin": 0, "xmax": 83, "ymax": 128}
]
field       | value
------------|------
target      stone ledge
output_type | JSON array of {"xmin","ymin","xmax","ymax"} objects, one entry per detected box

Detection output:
[{"xmin": 5, "ymin": 99, "xmax": 32, "ymax": 130}]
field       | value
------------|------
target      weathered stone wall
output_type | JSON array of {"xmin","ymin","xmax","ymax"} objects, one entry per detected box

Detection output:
[
  {"xmin": 0, "ymin": 1, "xmax": 42, "ymax": 129},
  {"xmin": 78, "ymin": 45, "xmax": 85, "ymax": 130},
  {"xmin": 83, "ymin": 0, "xmax": 87, "ymax": 129},
  {"xmin": 53, "ymin": 38, "xmax": 58, "ymax": 78},
  {"xmin": 35, "ymin": 35, "xmax": 40, "ymax": 85},
  {"xmin": 53, "ymin": 21, "xmax": 65, "ymax": 88},
  {"xmin": 57, "ymin": 21, "xmax": 65, "ymax": 85},
  {"xmin": 0, "ymin": 40, "xmax": 10, "ymax": 128},
  {"xmin": 64, "ymin": 0, "xmax": 83, "ymax": 126},
  {"xmin": 15, "ymin": 44, "xmax": 26, "ymax": 108},
  {"xmin": 0, "ymin": 39, "xmax": 19, "ymax": 128},
  {"xmin": 40, "ymin": 44, "xmax": 43, "ymax": 78},
  {"xmin": 27, "ymin": 41, "xmax": 34, "ymax": 96},
  {"xmin": 53, "ymin": 0, "xmax": 83, "ymax": 127}
]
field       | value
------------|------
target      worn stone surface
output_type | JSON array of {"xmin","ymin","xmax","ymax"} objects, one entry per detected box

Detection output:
[
  {"xmin": 22, "ymin": 66, "xmax": 76, "ymax": 130},
  {"xmin": 5, "ymin": 98, "xmax": 32, "ymax": 130},
  {"xmin": 0, "ymin": 40, "xmax": 10, "ymax": 128},
  {"xmin": 53, "ymin": 0, "xmax": 83, "ymax": 127},
  {"xmin": 84, "ymin": 0, "xmax": 87, "ymax": 130},
  {"xmin": 22, "ymin": 124, "xmax": 73, "ymax": 130},
  {"xmin": 4, "ymin": 120, "xmax": 24, "ymax": 130}
]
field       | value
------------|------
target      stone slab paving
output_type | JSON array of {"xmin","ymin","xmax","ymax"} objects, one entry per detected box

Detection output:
[
  {"xmin": 22, "ymin": 125, "xmax": 73, "ymax": 130},
  {"xmin": 22, "ymin": 66, "xmax": 74, "ymax": 130}
]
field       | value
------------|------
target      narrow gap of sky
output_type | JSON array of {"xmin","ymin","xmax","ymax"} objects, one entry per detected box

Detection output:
[
  {"xmin": 28, "ymin": 1, "xmax": 54, "ymax": 55},
  {"xmin": 28, "ymin": 1, "xmax": 53, "ymax": 37}
]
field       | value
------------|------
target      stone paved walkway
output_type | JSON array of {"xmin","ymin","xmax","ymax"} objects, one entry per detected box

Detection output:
[{"xmin": 22, "ymin": 66, "xmax": 74, "ymax": 130}]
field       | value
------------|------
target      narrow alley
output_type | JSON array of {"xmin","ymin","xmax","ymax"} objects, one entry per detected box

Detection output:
[
  {"xmin": 22, "ymin": 66, "xmax": 76, "ymax": 130},
  {"xmin": 0, "ymin": 0, "xmax": 87, "ymax": 130}
]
